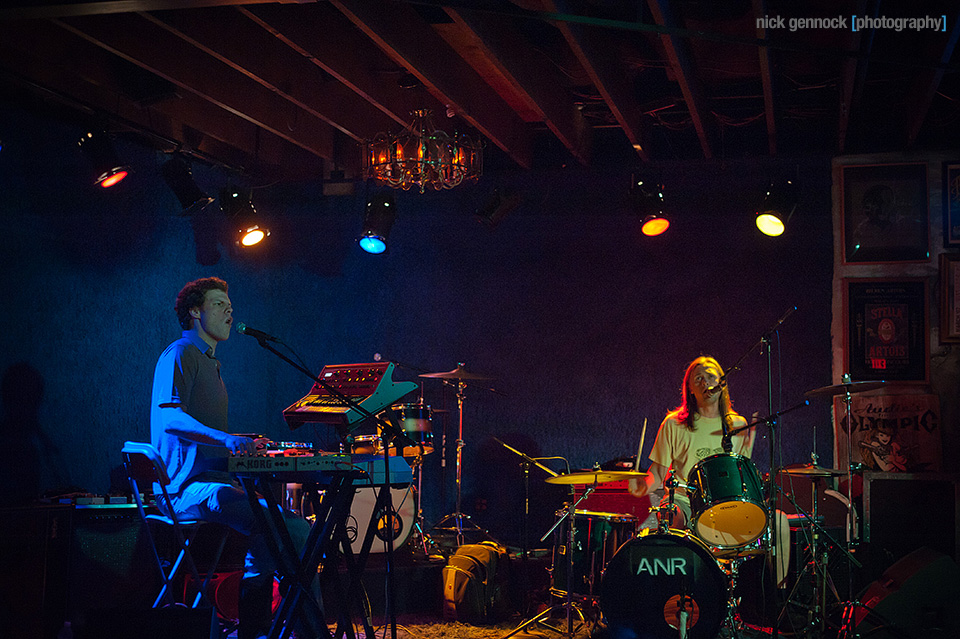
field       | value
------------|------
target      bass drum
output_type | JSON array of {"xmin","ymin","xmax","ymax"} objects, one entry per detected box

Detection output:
[
  {"xmin": 599, "ymin": 530, "xmax": 728, "ymax": 639},
  {"xmin": 346, "ymin": 485, "xmax": 416, "ymax": 554}
]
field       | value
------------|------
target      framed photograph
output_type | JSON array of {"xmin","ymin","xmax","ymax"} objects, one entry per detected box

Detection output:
[
  {"xmin": 844, "ymin": 279, "xmax": 928, "ymax": 382},
  {"xmin": 944, "ymin": 162, "xmax": 960, "ymax": 247},
  {"xmin": 842, "ymin": 163, "xmax": 928, "ymax": 263},
  {"xmin": 940, "ymin": 253, "xmax": 960, "ymax": 343}
]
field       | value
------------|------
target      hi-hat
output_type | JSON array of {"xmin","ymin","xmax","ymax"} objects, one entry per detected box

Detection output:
[
  {"xmin": 780, "ymin": 464, "xmax": 844, "ymax": 477},
  {"xmin": 419, "ymin": 364, "xmax": 493, "ymax": 380},
  {"xmin": 545, "ymin": 470, "xmax": 649, "ymax": 485},
  {"xmin": 805, "ymin": 380, "xmax": 888, "ymax": 398}
]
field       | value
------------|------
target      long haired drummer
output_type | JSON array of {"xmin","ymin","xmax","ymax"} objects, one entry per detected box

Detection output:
[{"xmin": 628, "ymin": 355, "xmax": 789, "ymax": 586}]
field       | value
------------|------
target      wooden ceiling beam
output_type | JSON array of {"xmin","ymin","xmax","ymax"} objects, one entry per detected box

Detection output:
[
  {"xmin": 54, "ymin": 12, "xmax": 345, "ymax": 168},
  {"xmin": 836, "ymin": 0, "xmax": 871, "ymax": 153},
  {"xmin": 240, "ymin": 3, "xmax": 441, "ymax": 130},
  {"xmin": 330, "ymin": 0, "xmax": 533, "ymax": 169},
  {"xmin": 0, "ymin": 0, "xmax": 284, "ymax": 20},
  {"xmin": 646, "ymin": 0, "xmax": 713, "ymax": 159},
  {"xmin": 0, "ymin": 28, "xmax": 321, "ymax": 180},
  {"xmin": 903, "ymin": 10, "xmax": 960, "ymax": 147},
  {"xmin": 141, "ymin": 7, "xmax": 396, "ymax": 144},
  {"xmin": 440, "ymin": 5, "xmax": 592, "ymax": 165},
  {"xmin": 751, "ymin": 0, "xmax": 776, "ymax": 155},
  {"xmin": 530, "ymin": 0, "xmax": 648, "ymax": 161}
]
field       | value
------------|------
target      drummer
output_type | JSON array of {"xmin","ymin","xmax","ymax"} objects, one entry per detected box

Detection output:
[
  {"xmin": 631, "ymin": 356, "xmax": 753, "ymax": 525},
  {"xmin": 629, "ymin": 355, "xmax": 788, "ymax": 584}
]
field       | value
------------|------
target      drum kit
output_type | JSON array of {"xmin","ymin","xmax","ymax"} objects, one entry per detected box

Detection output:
[
  {"xmin": 331, "ymin": 362, "xmax": 497, "ymax": 555},
  {"xmin": 503, "ymin": 377, "xmax": 891, "ymax": 639}
]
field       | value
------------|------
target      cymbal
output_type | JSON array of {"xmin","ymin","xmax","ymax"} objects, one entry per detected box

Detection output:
[
  {"xmin": 805, "ymin": 380, "xmax": 888, "ymax": 398},
  {"xmin": 545, "ymin": 470, "xmax": 649, "ymax": 485},
  {"xmin": 419, "ymin": 364, "xmax": 493, "ymax": 380},
  {"xmin": 780, "ymin": 464, "xmax": 844, "ymax": 477}
]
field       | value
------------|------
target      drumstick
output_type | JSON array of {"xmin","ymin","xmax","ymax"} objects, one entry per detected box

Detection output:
[{"xmin": 635, "ymin": 417, "xmax": 647, "ymax": 470}]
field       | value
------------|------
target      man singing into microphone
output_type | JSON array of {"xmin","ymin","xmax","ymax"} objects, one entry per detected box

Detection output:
[
  {"xmin": 631, "ymin": 356, "xmax": 753, "ymax": 525},
  {"xmin": 629, "ymin": 355, "xmax": 788, "ymax": 585},
  {"xmin": 151, "ymin": 277, "xmax": 310, "ymax": 639}
]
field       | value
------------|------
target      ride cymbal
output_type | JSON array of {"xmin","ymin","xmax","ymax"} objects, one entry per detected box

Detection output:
[
  {"xmin": 805, "ymin": 380, "xmax": 889, "ymax": 398},
  {"xmin": 545, "ymin": 470, "xmax": 649, "ymax": 485},
  {"xmin": 780, "ymin": 464, "xmax": 844, "ymax": 477},
  {"xmin": 419, "ymin": 364, "xmax": 493, "ymax": 380}
]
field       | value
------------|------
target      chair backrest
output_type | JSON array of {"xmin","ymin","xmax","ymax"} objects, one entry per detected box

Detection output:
[{"xmin": 122, "ymin": 441, "xmax": 171, "ymax": 488}]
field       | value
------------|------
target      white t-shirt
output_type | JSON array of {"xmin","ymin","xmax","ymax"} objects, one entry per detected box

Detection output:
[{"xmin": 649, "ymin": 412, "xmax": 754, "ymax": 487}]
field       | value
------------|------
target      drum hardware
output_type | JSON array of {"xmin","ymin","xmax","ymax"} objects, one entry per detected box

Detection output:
[
  {"xmin": 774, "ymin": 481, "xmax": 861, "ymax": 638},
  {"xmin": 805, "ymin": 375, "xmax": 888, "ymax": 632},
  {"xmin": 420, "ymin": 363, "xmax": 496, "ymax": 547},
  {"xmin": 502, "ymin": 475, "xmax": 606, "ymax": 639},
  {"xmin": 493, "ymin": 437, "xmax": 561, "ymax": 560}
]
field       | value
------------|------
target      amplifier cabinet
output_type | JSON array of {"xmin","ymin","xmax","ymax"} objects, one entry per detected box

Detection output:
[{"xmin": 863, "ymin": 472, "xmax": 959, "ymax": 562}]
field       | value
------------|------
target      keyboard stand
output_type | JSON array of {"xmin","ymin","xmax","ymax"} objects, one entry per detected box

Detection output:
[{"xmin": 238, "ymin": 471, "xmax": 360, "ymax": 639}]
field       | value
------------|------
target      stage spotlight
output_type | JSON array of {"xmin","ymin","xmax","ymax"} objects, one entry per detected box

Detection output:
[
  {"xmin": 641, "ymin": 214, "xmax": 670, "ymax": 237},
  {"xmin": 633, "ymin": 175, "xmax": 670, "ymax": 236},
  {"xmin": 220, "ymin": 186, "xmax": 269, "ymax": 247},
  {"xmin": 78, "ymin": 130, "xmax": 129, "ymax": 188},
  {"xmin": 358, "ymin": 192, "xmax": 396, "ymax": 254},
  {"xmin": 756, "ymin": 180, "xmax": 798, "ymax": 237},
  {"xmin": 161, "ymin": 155, "xmax": 213, "ymax": 215}
]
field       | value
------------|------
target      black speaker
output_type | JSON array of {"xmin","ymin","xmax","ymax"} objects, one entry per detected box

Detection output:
[
  {"xmin": 863, "ymin": 472, "xmax": 959, "ymax": 562},
  {"xmin": 68, "ymin": 505, "xmax": 161, "ymax": 618},
  {"xmin": 854, "ymin": 546, "xmax": 960, "ymax": 639}
]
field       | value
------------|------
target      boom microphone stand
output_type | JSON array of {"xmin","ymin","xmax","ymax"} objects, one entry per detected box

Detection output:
[
  {"xmin": 238, "ymin": 327, "xmax": 416, "ymax": 639},
  {"xmin": 717, "ymin": 305, "xmax": 798, "ymax": 638}
]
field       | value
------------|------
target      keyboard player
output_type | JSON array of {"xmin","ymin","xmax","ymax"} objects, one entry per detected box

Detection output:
[{"xmin": 150, "ymin": 277, "xmax": 313, "ymax": 639}]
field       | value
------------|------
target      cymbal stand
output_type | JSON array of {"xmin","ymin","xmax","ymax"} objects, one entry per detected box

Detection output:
[
  {"xmin": 434, "ymin": 377, "xmax": 480, "ymax": 546},
  {"xmin": 501, "ymin": 482, "xmax": 599, "ymax": 639},
  {"xmin": 492, "ymin": 437, "xmax": 562, "ymax": 560},
  {"xmin": 775, "ymin": 482, "xmax": 860, "ymax": 637},
  {"xmin": 407, "ymin": 455, "xmax": 441, "ymax": 558},
  {"xmin": 835, "ymin": 376, "xmax": 869, "ymax": 638}
]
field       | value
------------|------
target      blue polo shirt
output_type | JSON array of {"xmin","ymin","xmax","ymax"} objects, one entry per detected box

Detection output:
[{"xmin": 150, "ymin": 331, "xmax": 230, "ymax": 494}]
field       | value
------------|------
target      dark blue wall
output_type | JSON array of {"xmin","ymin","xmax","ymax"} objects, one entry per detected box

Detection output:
[{"xmin": 0, "ymin": 102, "xmax": 834, "ymax": 544}]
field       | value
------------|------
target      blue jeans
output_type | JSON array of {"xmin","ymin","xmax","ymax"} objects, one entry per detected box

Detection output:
[{"xmin": 164, "ymin": 480, "xmax": 313, "ymax": 638}]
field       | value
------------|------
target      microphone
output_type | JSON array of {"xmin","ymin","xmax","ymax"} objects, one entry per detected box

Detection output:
[
  {"xmin": 235, "ymin": 322, "xmax": 280, "ymax": 342},
  {"xmin": 705, "ymin": 379, "xmax": 727, "ymax": 395}
]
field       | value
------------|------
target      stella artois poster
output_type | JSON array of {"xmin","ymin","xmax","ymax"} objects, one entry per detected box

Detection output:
[{"xmin": 845, "ymin": 279, "xmax": 928, "ymax": 382}]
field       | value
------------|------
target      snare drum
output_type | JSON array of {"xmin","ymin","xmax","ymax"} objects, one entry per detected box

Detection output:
[
  {"xmin": 350, "ymin": 434, "xmax": 381, "ymax": 455},
  {"xmin": 599, "ymin": 529, "xmax": 728, "ymax": 639},
  {"xmin": 551, "ymin": 510, "xmax": 636, "ymax": 597},
  {"xmin": 688, "ymin": 453, "xmax": 768, "ymax": 548}
]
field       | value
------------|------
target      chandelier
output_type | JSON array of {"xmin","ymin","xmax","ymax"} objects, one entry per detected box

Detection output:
[{"xmin": 363, "ymin": 109, "xmax": 482, "ymax": 193}]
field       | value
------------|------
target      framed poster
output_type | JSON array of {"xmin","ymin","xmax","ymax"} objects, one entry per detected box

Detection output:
[
  {"xmin": 833, "ymin": 394, "xmax": 942, "ymax": 473},
  {"xmin": 844, "ymin": 279, "xmax": 928, "ymax": 382},
  {"xmin": 842, "ymin": 163, "xmax": 928, "ymax": 263},
  {"xmin": 940, "ymin": 253, "xmax": 960, "ymax": 343},
  {"xmin": 943, "ymin": 162, "xmax": 960, "ymax": 247}
]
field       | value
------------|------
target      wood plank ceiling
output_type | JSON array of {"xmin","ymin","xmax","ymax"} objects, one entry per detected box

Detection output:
[{"xmin": 1, "ymin": 0, "xmax": 958, "ymax": 185}]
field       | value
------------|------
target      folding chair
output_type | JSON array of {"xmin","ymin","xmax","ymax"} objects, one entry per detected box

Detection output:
[{"xmin": 122, "ymin": 441, "xmax": 228, "ymax": 609}]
